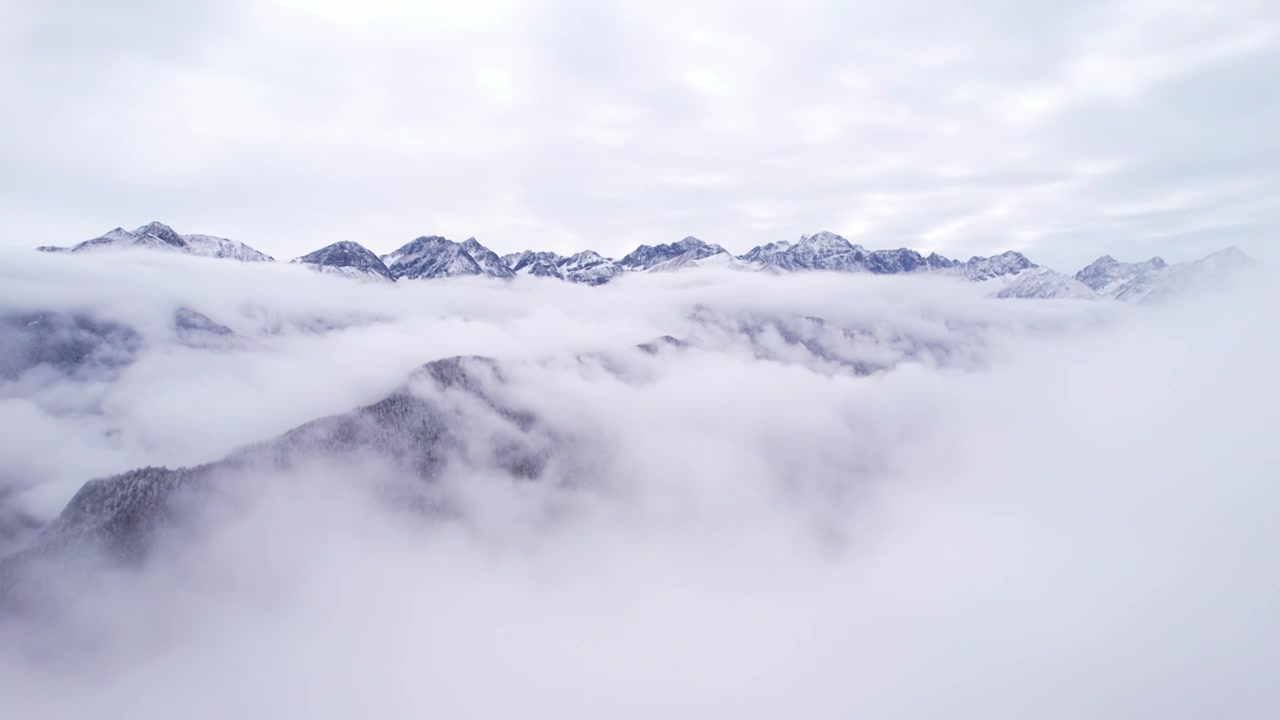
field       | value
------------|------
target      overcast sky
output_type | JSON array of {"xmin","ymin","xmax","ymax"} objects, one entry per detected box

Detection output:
[{"xmin": 3, "ymin": 0, "xmax": 1278, "ymax": 269}]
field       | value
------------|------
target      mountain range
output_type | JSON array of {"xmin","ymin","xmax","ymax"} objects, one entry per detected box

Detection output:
[{"xmin": 35, "ymin": 221, "xmax": 1257, "ymax": 301}]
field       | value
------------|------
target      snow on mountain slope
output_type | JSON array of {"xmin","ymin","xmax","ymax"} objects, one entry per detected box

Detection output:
[
  {"xmin": 505, "ymin": 250, "xmax": 567, "ymax": 280},
  {"xmin": 740, "ymin": 231, "xmax": 864, "ymax": 272},
  {"xmin": 293, "ymin": 241, "xmax": 393, "ymax": 281},
  {"xmin": 504, "ymin": 249, "xmax": 624, "ymax": 284},
  {"xmin": 1113, "ymin": 246, "xmax": 1258, "ymax": 304},
  {"xmin": 558, "ymin": 250, "xmax": 623, "ymax": 285},
  {"xmin": 381, "ymin": 236, "xmax": 514, "ymax": 281},
  {"xmin": 992, "ymin": 267, "xmax": 1099, "ymax": 299},
  {"xmin": 36, "ymin": 222, "xmax": 273, "ymax": 262},
  {"xmin": 1075, "ymin": 255, "xmax": 1168, "ymax": 298},
  {"xmin": 619, "ymin": 237, "xmax": 730, "ymax": 271},
  {"xmin": 864, "ymin": 248, "xmax": 936, "ymax": 274},
  {"xmin": 946, "ymin": 251, "xmax": 1037, "ymax": 281},
  {"xmin": 740, "ymin": 232, "xmax": 967, "ymax": 276},
  {"xmin": 31, "ymin": 224, "xmax": 1257, "ymax": 304},
  {"xmin": 461, "ymin": 238, "xmax": 516, "ymax": 280},
  {"xmin": 787, "ymin": 231, "xmax": 862, "ymax": 271},
  {"xmin": 656, "ymin": 250, "xmax": 750, "ymax": 272},
  {"xmin": 381, "ymin": 236, "xmax": 483, "ymax": 280},
  {"xmin": 180, "ymin": 234, "xmax": 274, "ymax": 262}
]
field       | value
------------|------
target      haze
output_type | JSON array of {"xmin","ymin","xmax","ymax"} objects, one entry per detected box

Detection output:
[
  {"xmin": 2, "ymin": 1, "xmax": 1278, "ymax": 718},
  {"xmin": 0, "ymin": 250, "xmax": 1276, "ymax": 718}
]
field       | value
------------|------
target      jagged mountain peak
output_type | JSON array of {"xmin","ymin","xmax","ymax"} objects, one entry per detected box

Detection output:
[
  {"xmin": 507, "ymin": 250, "xmax": 567, "ymax": 280},
  {"xmin": 956, "ymin": 251, "xmax": 1036, "ymax": 280},
  {"xmin": 1075, "ymin": 254, "xmax": 1169, "ymax": 295},
  {"xmin": 460, "ymin": 237, "xmax": 516, "ymax": 280},
  {"xmin": 1110, "ymin": 246, "xmax": 1258, "ymax": 304},
  {"xmin": 558, "ymin": 250, "xmax": 623, "ymax": 285},
  {"xmin": 796, "ymin": 230, "xmax": 855, "ymax": 249},
  {"xmin": 293, "ymin": 241, "xmax": 393, "ymax": 281},
  {"xmin": 566, "ymin": 249, "xmax": 607, "ymax": 263},
  {"xmin": 741, "ymin": 232, "xmax": 872, "ymax": 273},
  {"xmin": 619, "ymin": 237, "xmax": 726, "ymax": 271},
  {"xmin": 404, "ymin": 235, "xmax": 452, "ymax": 249},
  {"xmin": 381, "ymin": 235, "xmax": 482, "ymax": 280},
  {"xmin": 380, "ymin": 235, "xmax": 514, "ymax": 281},
  {"xmin": 134, "ymin": 221, "xmax": 185, "ymax": 247},
  {"xmin": 35, "ymin": 222, "xmax": 272, "ymax": 262}
]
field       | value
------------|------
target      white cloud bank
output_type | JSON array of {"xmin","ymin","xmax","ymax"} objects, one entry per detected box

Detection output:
[{"xmin": 0, "ymin": 251, "xmax": 1275, "ymax": 718}]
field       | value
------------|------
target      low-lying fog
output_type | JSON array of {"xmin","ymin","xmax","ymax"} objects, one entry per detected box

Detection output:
[{"xmin": 0, "ymin": 249, "xmax": 1275, "ymax": 718}]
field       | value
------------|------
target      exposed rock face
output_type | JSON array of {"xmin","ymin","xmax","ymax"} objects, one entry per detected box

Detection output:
[
  {"xmin": 36, "ymin": 225, "xmax": 1256, "ymax": 303},
  {"xmin": 379, "ymin": 236, "xmax": 514, "ymax": 281},
  {"xmin": 739, "ymin": 232, "xmax": 1027, "ymax": 280},
  {"xmin": 559, "ymin": 251, "xmax": 624, "ymax": 285},
  {"xmin": 381, "ymin": 236, "xmax": 484, "ymax": 280},
  {"xmin": 461, "ymin": 238, "xmax": 517, "ymax": 280},
  {"xmin": 504, "ymin": 249, "xmax": 624, "ymax": 284},
  {"xmin": 505, "ymin": 250, "xmax": 568, "ymax": 280},
  {"xmin": 618, "ymin": 237, "xmax": 730, "ymax": 271},
  {"xmin": 293, "ymin": 241, "xmax": 394, "ymax": 281},
  {"xmin": 1075, "ymin": 255, "xmax": 1169, "ymax": 297},
  {"xmin": 949, "ymin": 251, "xmax": 1037, "ymax": 281}
]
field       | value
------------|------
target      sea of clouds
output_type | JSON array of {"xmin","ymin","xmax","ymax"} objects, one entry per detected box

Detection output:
[{"xmin": 0, "ymin": 248, "xmax": 1275, "ymax": 718}]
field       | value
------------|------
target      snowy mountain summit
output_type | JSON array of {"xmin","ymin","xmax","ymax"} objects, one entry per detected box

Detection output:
[
  {"xmin": 37, "ymin": 221, "xmax": 273, "ymax": 262},
  {"xmin": 619, "ymin": 237, "xmax": 731, "ymax": 271},
  {"xmin": 740, "ymin": 231, "xmax": 963, "ymax": 275},
  {"xmin": 1108, "ymin": 246, "xmax": 1257, "ymax": 303},
  {"xmin": 1074, "ymin": 255, "xmax": 1169, "ymax": 298},
  {"xmin": 994, "ymin": 267, "xmax": 1098, "ymax": 299},
  {"xmin": 380, "ymin": 236, "xmax": 518, "ymax": 280},
  {"xmin": 293, "ymin": 241, "xmax": 393, "ymax": 280},
  {"xmin": 31, "ymin": 223, "xmax": 1257, "ymax": 302}
]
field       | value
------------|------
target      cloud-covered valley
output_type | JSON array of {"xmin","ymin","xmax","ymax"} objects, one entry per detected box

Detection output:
[{"xmin": 0, "ymin": 249, "xmax": 1275, "ymax": 718}]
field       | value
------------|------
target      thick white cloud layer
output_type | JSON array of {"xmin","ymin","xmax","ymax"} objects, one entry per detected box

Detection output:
[
  {"xmin": 3, "ymin": 0, "xmax": 1278, "ymax": 268},
  {"xmin": 0, "ymin": 251, "xmax": 1275, "ymax": 717}
]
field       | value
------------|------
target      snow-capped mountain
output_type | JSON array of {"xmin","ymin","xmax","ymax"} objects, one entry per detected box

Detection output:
[
  {"xmin": 866, "ymin": 249, "xmax": 955, "ymax": 274},
  {"xmin": 618, "ymin": 237, "xmax": 731, "ymax": 271},
  {"xmin": 34, "ymin": 225, "xmax": 1257, "ymax": 303},
  {"xmin": 180, "ymin": 234, "xmax": 275, "ymax": 262},
  {"xmin": 1111, "ymin": 246, "xmax": 1256, "ymax": 304},
  {"xmin": 382, "ymin": 236, "xmax": 489, "ymax": 280},
  {"xmin": 741, "ymin": 231, "xmax": 864, "ymax": 272},
  {"xmin": 948, "ymin": 251, "xmax": 1037, "ymax": 281},
  {"xmin": 986, "ymin": 247, "xmax": 1257, "ymax": 301},
  {"xmin": 505, "ymin": 250, "xmax": 568, "ymax": 280},
  {"xmin": 461, "ymin": 238, "xmax": 516, "ymax": 280},
  {"xmin": 992, "ymin": 267, "xmax": 1098, "ymax": 300},
  {"xmin": 1074, "ymin": 255, "xmax": 1168, "ymax": 298},
  {"xmin": 559, "ymin": 250, "xmax": 624, "ymax": 285},
  {"xmin": 37, "ymin": 222, "xmax": 274, "ymax": 262},
  {"xmin": 501, "ymin": 249, "xmax": 624, "ymax": 284},
  {"xmin": 293, "ymin": 241, "xmax": 393, "ymax": 281},
  {"xmin": 738, "ymin": 231, "xmax": 1011, "ymax": 278}
]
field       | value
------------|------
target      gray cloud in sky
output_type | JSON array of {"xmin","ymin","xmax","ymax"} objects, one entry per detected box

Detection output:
[{"xmin": 3, "ymin": 0, "xmax": 1278, "ymax": 269}]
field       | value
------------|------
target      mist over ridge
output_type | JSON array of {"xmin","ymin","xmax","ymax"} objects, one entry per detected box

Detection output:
[{"xmin": 0, "ymin": 245, "xmax": 1274, "ymax": 718}]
